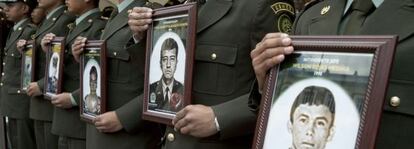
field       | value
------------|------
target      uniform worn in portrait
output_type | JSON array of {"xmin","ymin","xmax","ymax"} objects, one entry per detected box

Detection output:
[
  {"xmin": 21, "ymin": 42, "xmax": 34, "ymax": 91},
  {"xmin": 82, "ymin": 49, "xmax": 102, "ymax": 117},
  {"xmin": 143, "ymin": 4, "xmax": 196, "ymax": 125},
  {"xmin": 44, "ymin": 40, "xmax": 63, "ymax": 98}
]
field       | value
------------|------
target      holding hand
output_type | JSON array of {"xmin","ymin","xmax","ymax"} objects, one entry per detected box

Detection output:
[
  {"xmin": 27, "ymin": 82, "xmax": 42, "ymax": 97},
  {"xmin": 41, "ymin": 33, "xmax": 56, "ymax": 53},
  {"xmin": 172, "ymin": 105, "xmax": 218, "ymax": 138},
  {"xmin": 250, "ymin": 33, "xmax": 294, "ymax": 93},
  {"xmin": 71, "ymin": 36, "xmax": 87, "ymax": 63},
  {"xmin": 51, "ymin": 93, "xmax": 73, "ymax": 109},
  {"xmin": 94, "ymin": 111, "xmax": 123, "ymax": 133},
  {"xmin": 128, "ymin": 7, "xmax": 153, "ymax": 41},
  {"xmin": 16, "ymin": 39, "xmax": 27, "ymax": 53}
]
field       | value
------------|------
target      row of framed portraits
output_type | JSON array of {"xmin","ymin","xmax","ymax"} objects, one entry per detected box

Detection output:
[{"xmin": 18, "ymin": 3, "xmax": 398, "ymax": 149}]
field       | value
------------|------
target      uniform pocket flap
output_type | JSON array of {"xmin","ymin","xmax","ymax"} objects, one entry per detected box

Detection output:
[
  {"xmin": 106, "ymin": 49, "xmax": 130, "ymax": 61},
  {"xmin": 195, "ymin": 44, "xmax": 238, "ymax": 65},
  {"xmin": 384, "ymin": 79, "xmax": 414, "ymax": 116},
  {"xmin": 8, "ymin": 87, "xmax": 23, "ymax": 95}
]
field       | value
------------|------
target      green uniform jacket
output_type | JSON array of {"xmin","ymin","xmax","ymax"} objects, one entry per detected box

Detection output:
[
  {"xmin": 0, "ymin": 19, "xmax": 36, "ymax": 119},
  {"xmin": 293, "ymin": 0, "xmax": 414, "ymax": 148},
  {"xmin": 50, "ymin": 11, "xmax": 107, "ymax": 139},
  {"xmin": 30, "ymin": 6, "xmax": 75, "ymax": 121},
  {"xmin": 86, "ymin": 0, "xmax": 161, "ymax": 148},
  {"xmin": 160, "ymin": 0, "xmax": 293, "ymax": 148}
]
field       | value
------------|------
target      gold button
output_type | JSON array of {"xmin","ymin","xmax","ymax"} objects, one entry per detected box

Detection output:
[
  {"xmin": 167, "ymin": 133, "xmax": 175, "ymax": 142},
  {"xmin": 17, "ymin": 90, "xmax": 21, "ymax": 94},
  {"xmin": 113, "ymin": 52, "xmax": 117, "ymax": 56},
  {"xmin": 211, "ymin": 53, "xmax": 217, "ymax": 60},
  {"xmin": 390, "ymin": 96, "xmax": 401, "ymax": 107}
]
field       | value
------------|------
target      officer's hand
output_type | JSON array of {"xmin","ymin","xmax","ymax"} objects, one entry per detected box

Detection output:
[
  {"xmin": 27, "ymin": 82, "xmax": 42, "ymax": 97},
  {"xmin": 172, "ymin": 105, "xmax": 218, "ymax": 138},
  {"xmin": 94, "ymin": 111, "xmax": 123, "ymax": 133},
  {"xmin": 16, "ymin": 39, "xmax": 27, "ymax": 53},
  {"xmin": 128, "ymin": 7, "xmax": 153, "ymax": 41},
  {"xmin": 41, "ymin": 33, "xmax": 56, "ymax": 53},
  {"xmin": 51, "ymin": 93, "xmax": 73, "ymax": 109},
  {"xmin": 71, "ymin": 36, "xmax": 87, "ymax": 63},
  {"xmin": 250, "ymin": 33, "xmax": 293, "ymax": 93}
]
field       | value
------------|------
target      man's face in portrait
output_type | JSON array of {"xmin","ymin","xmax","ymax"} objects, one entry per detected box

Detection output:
[
  {"xmin": 89, "ymin": 71, "xmax": 97, "ymax": 93},
  {"xmin": 160, "ymin": 47, "xmax": 177, "ymax": 81},
  {"xmin": 289, "ymin": 104, "xmax": 335, "ymax": 149}
]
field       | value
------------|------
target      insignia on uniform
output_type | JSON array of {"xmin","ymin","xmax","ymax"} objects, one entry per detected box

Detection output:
[
  {"xmin": 31, "ymin": 34, "xmax": 35, "ymax": 40},
  {"xmin": 271, "ymin": 2, "xmax": 295, "ymax": 33},
  {"xmin": 321, "ymin": 5, "xmax": 330, "ymax": 15},
  {"xmin": 18, "ymin": 27, "xmax": 22, "ymax": 31},
  {"xmin": 150, "ymin": 92, "xmax": 156, "ymax": 103},
  {"xmin": 67, "ymin": 23, "xmax": 74, "ymax": 31},
  {"xmin": 88, "ymin": 19, "xmax": 93, "ymax": 23},
  {"xmin": 52, "ymin": 18, "xmax": 56, "ymax": 21}
]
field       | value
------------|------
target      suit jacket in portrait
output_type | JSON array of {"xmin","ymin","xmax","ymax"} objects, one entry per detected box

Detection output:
[
  {"xmin": 292, "ymin": 0, "xmax": 414, "ymax": 148},
  {"xmin": 85, "ymin": 0, "xmax": 161, "ymax": 148},
  {"xmin": 50, "ymin": 10, "xmax": 106, "ymax": 140},
  {"xmin": 30, "ymin": 6, "xmax": 75, "ymax": 122},
  {"xmin": 0, "ymin": 19, "xmax": 36, "ymax": 119},
  {"xmin": 149, "ymin": 79, "xmax": 184, "ymax": 112}
]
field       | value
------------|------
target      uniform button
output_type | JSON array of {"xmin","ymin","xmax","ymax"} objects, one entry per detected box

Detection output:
[
  {"xmin": 0, "ymin": 83, "xmax": 3, "ymax": 86},
  {"xmin": 17, "ymin": 90, "xmax": 21, "ymax": 94},
  {"xmin": 167, "ymin": 133, "xmax": 175, "ymax": 142},
  {"xmin": 11, "ymin": 53, "xmax": 14, "ymax": 57},
  {"xmin": 113, "ymin": 52, "xmax": 117, "ymax": 56},
  {"xmin": 390, "ymin": 96, "xmax": 401, "ymax": 107},
  {"xmin": 2, "ymin": 62, "xmax": 5, "ymax": 66},
  {"xmin": 211, "ymin": 53, "xmax": 217, "ymax": 60},
  {"xmin": 1, "ymin": 73, "xmax": 4, "ymax": 76}
]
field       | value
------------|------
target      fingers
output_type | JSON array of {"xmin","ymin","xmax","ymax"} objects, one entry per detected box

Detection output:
[
  {"xmin": 41, "ymin": 33, "xmax": 56, "ymax": 52},
  {"xmin": 172, "ymin": 105, "xmax": 190, "ymax": 125},
  {"xmin": 16, "ymin": 40, "xmax": 27, "ymax": 53},
  {"xmin": 71, "ymin": 37, "xmax": 87, "ymax": 62},
  {"xmin": 128, "ymin": 7, "xmax": 153, "ymax": 34}
]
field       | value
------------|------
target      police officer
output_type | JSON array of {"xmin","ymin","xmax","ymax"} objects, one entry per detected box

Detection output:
[
  {"xmin": 0, "ymin": 0, "xmax": 37, "ymax": 148},
  {"xmin": 128, "ymin": 0, "xmax": 295, "ymax": 148},
  {"xmin": 38, "ymin": 0, "xmax": 106, "ymax": 148},
  {"xmin": 71, "ymin": 0, "xmax": 161, "ymax": 148},
  {"xmin": 251, "ymin": 0, "xmax": 414, "ymax": 148},
  {"xmin": 16, "ymin": 0, "xmax": 75, "ymax": 148}
]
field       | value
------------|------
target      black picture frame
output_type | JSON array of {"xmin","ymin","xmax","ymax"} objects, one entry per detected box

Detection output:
[
  {"xmin": 142, "ymin": 3, "xmax": 197, "ymax": 125},
  {"xmin": 80, "ymin": 40, "xmax": 107, "ymax": 123},
  {"xmin": 253, "ymin": 36, "xmax": 398, "ymax": 149},
  {"xmin": 43, "ymin": 37, "xmax": 65, "ymax": 100},
  {"xmin": 21, "ymin": 40, "xmax": 36, "ymax": 93}
]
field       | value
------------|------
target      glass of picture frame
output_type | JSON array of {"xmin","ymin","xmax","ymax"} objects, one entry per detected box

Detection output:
[
  {"xmin": 80, "ymin": 40, "xmax": 107, "ymax": 123},
  {"xmin": 142, "ymin": 3, "xmax": 197, "ymax": 125},
  {"xmin": 253, "ymin": 36, "xmax": 397, "ymax": 149},
  {"xmin": 21, "ymin": 40, "xmax": 35, "ymax": 93},
  {"xmin": 43, "ymin": 37, "xmax": 64, "ymax": 100}
]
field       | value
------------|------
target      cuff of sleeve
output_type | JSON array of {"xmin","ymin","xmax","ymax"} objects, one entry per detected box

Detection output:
[
  {"xmin": 214, "ymin": 117, "xmax": 220, "ymax": 132},
  {"xmin": 70, "ymin": 93, "xmax": 77, "ymax": 106},
  {"xmin": 115, "ymin": 95, "xmax": 144, "ymax": 133}
]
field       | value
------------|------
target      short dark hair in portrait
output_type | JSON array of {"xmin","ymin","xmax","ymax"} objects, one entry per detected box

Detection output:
[
  {"xmin": 290, "ymin": 86, "xmax": 336, "ymax": 125},
  {"xmin": 160, "ymin": 38, "xmax": 178, "ymax": 58}
]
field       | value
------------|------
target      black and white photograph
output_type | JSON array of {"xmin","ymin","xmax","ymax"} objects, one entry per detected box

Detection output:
[
  {"xmin": 142, "ymin": 3, "xmax": 196, "ymax": 125},
  {"xmin": 21, "ymin": 41, "xmax": 35, "ymax": 91},
  {"xmin": 44, "ymin": 38, "xmax": 64, "ymax": 99}
]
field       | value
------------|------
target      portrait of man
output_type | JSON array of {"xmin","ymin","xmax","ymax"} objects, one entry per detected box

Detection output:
[
  {"xmin": 22, "ymin": 56, "xmax": 32, "ymax": 89},
  {"xmin": 84, "ymin": 66, "xmax": 101, "ymax": 115},
  {"xmin": 149, "ymin": 38, "xmax": 184, "ymax": 113},
  {"xmin": 288, "ymin": 86, "xmax": 336, "ymax": 149},
  {"xmin": 47, "ymin": 53, "xmax": 59, "ymax": 93}
]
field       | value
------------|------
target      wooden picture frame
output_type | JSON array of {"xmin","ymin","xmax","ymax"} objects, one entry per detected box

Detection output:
[
  {"xmin": 21, "ymin": 40, "xmax": 36, "ymax": 93},
  {"xmin": 253, "ymin": 36, "xmax": 398, "ymax": 149},
  {"xmin": 80, "ymin": 40, "xmax": 107, "ymax": 123},
  {"xmin": 44, "ymin": 37, "xmax": 65, "ymax": 100},
  {"xmin": 142, "ymin": 3, "xmax": 197, "ymax": 125}
]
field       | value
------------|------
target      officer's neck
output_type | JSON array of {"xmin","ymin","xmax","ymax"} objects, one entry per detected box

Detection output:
[{"xmin": 46, "ymin": 2, "xmax": 64, "ymax": 14}]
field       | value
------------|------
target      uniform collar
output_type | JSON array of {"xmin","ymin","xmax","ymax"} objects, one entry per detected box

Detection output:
[
  {"xmin": 117, "ymin": 0, "xmax": 134, "ymax": 13},
  {"xmin": 344, "ymin": 0, "xmax": 384, "ymax": 15},
  {"xmin": 46, "ymin": 5, "xmax": 65, "ymax": 19},
  {"xmin": 13, "ymin": 18, "xmax": 28, "ymax": 31},
  {"xmin": 75, "ymin": 8, "xmax": 100, "ymax": 25}
]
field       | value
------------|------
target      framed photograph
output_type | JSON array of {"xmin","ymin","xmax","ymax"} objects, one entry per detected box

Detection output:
[
  {"xmin": 80, "ymin": 40, "xmax": 107, "ymax": 123},
  {"xmin": 44, "ymin": 37, "xmax": 65, "ymax": 99},
  {"xmin": 253, "ymin": 36, "xmax": 397, "ymax": 149},
  {"xmin": 142, "ymin": 3, "xmax": 197, "ymax": 125},
  {"xmin": 21, "ymin": 40, "xmax": 36, "ymax": 93}
]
